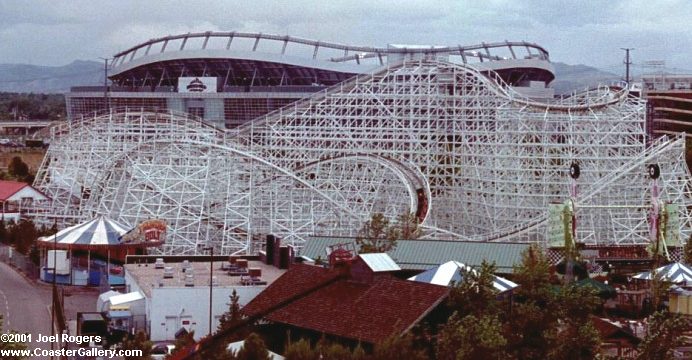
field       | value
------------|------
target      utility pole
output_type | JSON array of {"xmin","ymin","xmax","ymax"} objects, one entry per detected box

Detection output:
[
  {"xmin": 98, "ymin": 57, "xmax": 109, "ymax": 112},
  {"xmin": 621, "ymin": 48, "xmax": 634, "ymax": 84}
]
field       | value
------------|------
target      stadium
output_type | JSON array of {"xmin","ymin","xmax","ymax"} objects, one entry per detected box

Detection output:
[{"xmin": 33, "ymin": 32, "xmax": 692, "ymax": 256}]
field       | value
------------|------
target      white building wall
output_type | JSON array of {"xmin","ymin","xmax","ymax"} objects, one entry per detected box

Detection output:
[
  {"xmin": 7, "ymin": 186, "xmax": 48, "ymax": 202},
  {"xmin": 148, "ymin": 286, "xmax": 265, "ymax": 341}
]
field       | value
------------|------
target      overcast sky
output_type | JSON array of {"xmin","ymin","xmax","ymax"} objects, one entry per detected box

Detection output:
[{"xmin": 0, "ymin": 0, "xmax": 689, "ymax": 74}]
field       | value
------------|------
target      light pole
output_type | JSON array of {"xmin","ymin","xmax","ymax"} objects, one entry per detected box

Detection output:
[
  {"xmin": 199, "ymin": 245, "xmax": 214, "ymax": 336},
  {"xmin": 97, "ymin": 57, "xmax": 110, "ymax": 112},
  {"xmin": 50, "ymin": 219, "xmax": 57, "ymax": 360}
]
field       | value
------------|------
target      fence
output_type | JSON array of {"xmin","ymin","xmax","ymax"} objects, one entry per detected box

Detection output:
[{"xmin": 0, "ymin": 244, "xmax": 39, "ymax": 279}]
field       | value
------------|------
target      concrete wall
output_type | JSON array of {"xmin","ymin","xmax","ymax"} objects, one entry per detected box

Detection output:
[{"xmin": 148, "ymin": 285, "xmax": 265, "ymax": 341}]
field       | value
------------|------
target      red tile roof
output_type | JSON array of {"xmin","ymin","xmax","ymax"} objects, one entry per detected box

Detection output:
[
  {"xmin": 242, "ymin": 264, "xmax": 449, "ymax": 344},
  {"xmin": 0, "ymin": 181, "xmax": 28, "ymax": 201}
]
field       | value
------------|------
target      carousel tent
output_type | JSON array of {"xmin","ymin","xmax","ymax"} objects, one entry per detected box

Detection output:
[
  {"xmin": 37, "ymin": 216, "xmax": 130, "ymax": 249},
  {"xmin": 408, "ymin": 260, "xmax": 518, "ymax": 293},
  {"xmin": 632, "ymin": 262, "xmax": 692, "ymax": 284}
]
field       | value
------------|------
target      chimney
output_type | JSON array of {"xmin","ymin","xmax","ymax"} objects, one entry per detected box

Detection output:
[
  {"xmin": 278, "ymin": 245, "xmax": 294, "ymax": 269},
  {"xmin": 265, "ymin": 235, "xmax": 276, "ymax": 265}
]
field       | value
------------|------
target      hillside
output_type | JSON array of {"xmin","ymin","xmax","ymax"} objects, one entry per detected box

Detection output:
[
  {"xmin": 0, "ymin": 60, "xmax": 102, "ymax": 93},
  {"xmin": 550, "ymin": 62, "xmax": 621, "ymax": 95},
  {"xmin": 0, "ymin": 59, "xmax": 624, "ymax": 96}
]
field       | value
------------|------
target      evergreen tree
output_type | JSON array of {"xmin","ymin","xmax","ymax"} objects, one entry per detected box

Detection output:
[
  {"xmin": 7, "ymin": 157, "xmax": 28, "ymax": 179},
  {"xmin": 547, "ymin": 285, "xmax": 601, "ymax": 360},
  {"xmin": 121, "ymin": 331, "xmax": 152, "ymax": 360},
  {"xmin": 636, "ymin": 311, "xmax": 689, "ymax": 360},
  {"xmin": 11, "ymin": 219, "xmax": 38, "ymax": 255},
  {"xmin": 235, "ymin": 333, "xmax": 271, "ymax": 360},
  {"xmin": 437, "ymin": 314, "xmax": 508, "ymax": 360},
  {"xmin": 218, "ymin": 289, "xmax": 242, "ymax": 333},
  {"xmin": 167, "ymin": 331, "xmax": 197, "ymax": 360},
  {"xmin": 436, "ymin": 261, "xmax": 507, "ymax": 360},
  {"xmin": 506, "ymin": 244, "xmax": 559, "ymax": 360}
]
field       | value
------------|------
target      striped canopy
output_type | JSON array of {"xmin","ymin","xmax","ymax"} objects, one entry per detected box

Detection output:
[
  {"xmin": 632, "ymin": 262, "xmax": 692, "ymax": 284},
  {"xmin": 37, "ymin": 216, "xmax": 131, "ymax": 249},
  {"xmin": 408, "ymin": 261, "xmax": 518, "ymax": 293}
]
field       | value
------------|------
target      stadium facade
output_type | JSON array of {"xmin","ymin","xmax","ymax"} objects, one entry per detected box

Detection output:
[
  {"xmin": 34, "ymin": 32, "xmax": 692, "ymax": 256},
  {"xmin": 66, "ymin": 32, "xmax": 555, "ymax": 129}
]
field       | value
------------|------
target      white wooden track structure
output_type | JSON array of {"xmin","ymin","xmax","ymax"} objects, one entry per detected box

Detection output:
[{"xmin": 32, "ymin": 59, "xmax": 692, "ymax": 255}]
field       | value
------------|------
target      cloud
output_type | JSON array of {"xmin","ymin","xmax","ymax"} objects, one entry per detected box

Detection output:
[{"xmin": 0, "ymin": 0, "xmax": 688, "ymax": 71}]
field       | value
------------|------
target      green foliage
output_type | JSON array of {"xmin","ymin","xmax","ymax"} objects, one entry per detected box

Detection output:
[
  {"xmin": 0, "ymin": 92, "xmax": 65, "ymax": 121},
  {"xmin": 436, "ymin": 314, "xmax": 507, "ymax": 360},
  {"xmin": 8, "ymin": 219, "xmax": 39, "ymax": 255},
  {"xmin": 395, "ymin": 212, "xmax": 421, "ymax": 240},
  {"xmin": 356, "ymin": 213, "xmax": 398, "ymax": 253},
  {"xmin": 636, "ymin": 311, "xmax": 689, "ymax": 360},
  {"xmin": 437, "ymin": 261, "xmax": 507, "ymax": 360},
  {"xmin": 284, "ymin": 338, "xmax": 316, "ymax": 360},
  {"xmin": 0, "ymin": 315, "xmax": 28, "ymax": 359},
  {"xmin": 7, "ymin": 157, "xmax": 28, "ymax": 179},
  {"xmin": 446, "ymin": 260, "xmax": 501, "ymax": 317},
  {"xmin": 121, "ymin": 331, "xmax": 152, "ymax": 360},
  {"xmin": 315, "ymin": 337, "xmax": 355, "ymax": 360},
  {"xmin": 356, "ymin": 212, "xmax": 422, "ymax": 253},
  {"xmin": 234, "ymin": 333, "xmax": 271, "ymax": 360},
  {"xmin": 547, "ymin": 285, "xmax": 601, "ymax": 360},
  {"xmin": 218, "ymin": 289, "xmax": 243, "ymax": 334},
  {"xmin": 372, "ymin": 333, "xmax": 427, "ymax": 360}
]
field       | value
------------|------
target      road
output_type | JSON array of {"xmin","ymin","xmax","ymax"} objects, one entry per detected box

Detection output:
[{"xmin": 0, "ymin": 261, "xmax": 53, "ymax": 358}]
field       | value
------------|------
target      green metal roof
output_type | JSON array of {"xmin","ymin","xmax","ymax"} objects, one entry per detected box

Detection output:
[{"xmin": 301, "ymin": 237, "xmax": 529, "ymax": 274}]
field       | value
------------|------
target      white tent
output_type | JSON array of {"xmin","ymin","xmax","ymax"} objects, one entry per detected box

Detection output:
[
  {"xmin": 408, "ymin": 261, "xmax": 518, "ymax": 293},
  {"xmin": 633, "ymin": 262, "xmax": 692, "ymax": 284}
]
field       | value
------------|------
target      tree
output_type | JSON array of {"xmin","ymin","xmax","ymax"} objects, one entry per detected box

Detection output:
[
  {"xmin": 356, "ymin": 213, "xmax": 398, "ymax": 253},
  {"xmin": 683, "ymin": 236, "xmax": 692, "ymax": 264},
  {"xmin": 7, "ymin": 157, "xmax": 28, "ymax": 179},
  {"xmin": 234, "ymin": 333, "xmax": 271, "ymax": 360},
  {"xmin": 437, "ymin": 261, "xmax": 507, "ymax": 360},
  {"xmin": 437, "ymin": 314, "xmax": 508, "ymax": 360},
  {"xmin": 10, "ymin": 219, "xmax": 39, "ymax": 255},
  {"xmin": 168, "ymin": 331, "xmax": 197, "ymax": 360},
  {"xmin": 446, "ymin": 261, "xmax": 501, "ymax": 317},
  {"xmin": 372, "ymin": 333, "xmax": 427, "ymax": 360},
  {"xmin": 547, "ymin": 285, "xmax": 601, "ymax": 360},
  {"xmin": 284, "ymin": 338, "xmax": 317, "ymax": 360},
  {"xmin": 218, "ymin": 289, "xmax": 242, "ymax": 333},
  {"xmin": 506, "ymin": 244, "xmax": 559, "ymax": 360},
  {"xmin": 121, "ymin": 331, "xmax": 152, "ymax": 360},
  {"xmin": 0, "ymin": 315, "xmax": 28, "ymax": 359},
  {"xmin": 395, "ymin": 212, "xmax": 421, "ymax": 240},
  {"xmin": 636, "ymin": 311, "xmax": 689, "ymax": 360}
]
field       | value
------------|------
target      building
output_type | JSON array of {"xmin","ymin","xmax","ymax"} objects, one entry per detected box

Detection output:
[
  {"xmin": 241, "ymin": 254, "xmax": 449, "ymax": 346},
  {"xmin": 124, "ymin": 257, "xmax": 285, "ymax": 341},
  {"xmin": 32, "ymin": 33, "xmax": 692, "ymax": 256},
  {"xmin": 0, "ymin": 180, "xmax": 49, "ymax": 222},
  {"xmin": 641, "ymin": 74, "xmax": 692, "ymax": 139},
  {"xmin": 300, "ymin": 237, "xmax": 529, "ymax": 274},
  {"xmin": 66, "ymin": 32, "xmax": 555, "ymax": 129}
]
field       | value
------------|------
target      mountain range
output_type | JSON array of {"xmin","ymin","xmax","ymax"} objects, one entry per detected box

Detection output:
[{"xmin": 0, "ymin": 59, "xmax": 621, "ymax": 95}]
